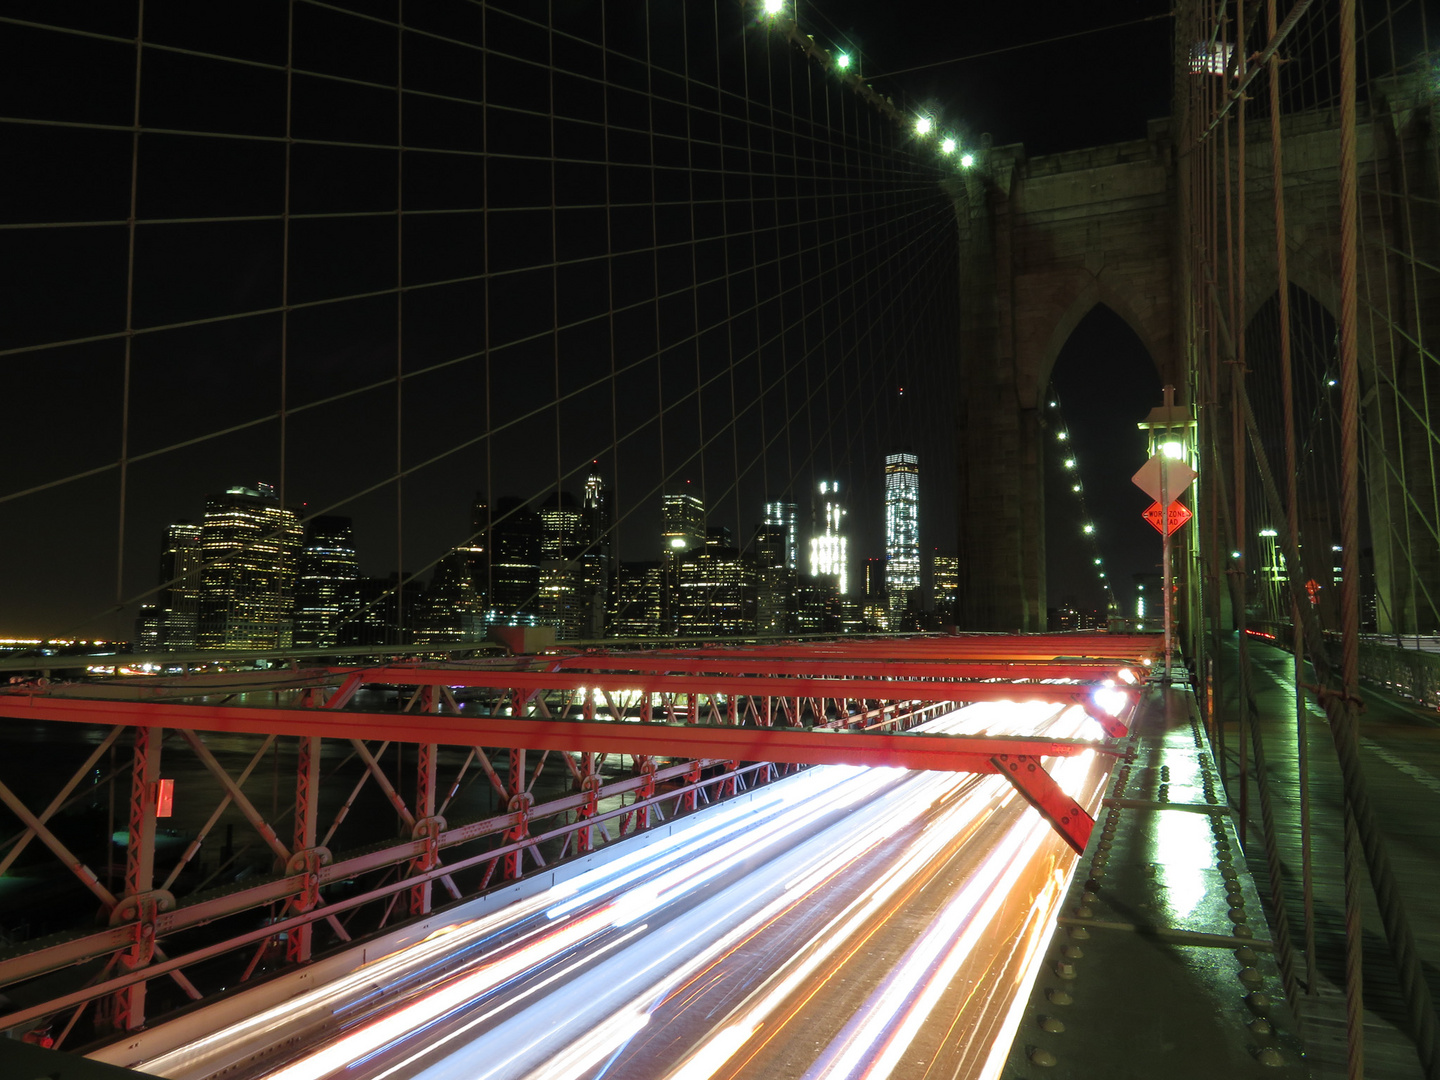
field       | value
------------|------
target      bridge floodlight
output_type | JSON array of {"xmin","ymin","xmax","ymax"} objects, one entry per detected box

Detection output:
[
  {"xmin": 1064, "ymin": 458, "xmax": 1076, "ymax": 470},
  {"xmin": 1094, "ymin": 558, "xmax": 1102, "ymax": 565},
  {"xmin": 1057, "ymin": 430, "xmax": 1068, "ymax": 441},
  {"xmin": 915, "ymin": 116, "xmax": 932, "ymax": 136},
  {"xmin": 1160, "ymin": 440, "xmax": 1185, "ymax": 459},
  {"xmin": 835, "ymin": 52, "xmax": 852, "ymax": 70},
  {"xmin": 1083, "ymin": 523, "xmax": 1095, "ymax": 535},
  {"xmin": 1071, "ymin": 484, "xmax": 1080, "ymax": 492},
  {"xmin": 960, "ymin": 152, "xmax": 976, "ymax": 168},
  {"xmin": 940, "ymin": 137, "xmax": 956, "ymax": 154},
  {"xmin": 762, "ymin": 0, "xmax": 784, "ymax": 14}
]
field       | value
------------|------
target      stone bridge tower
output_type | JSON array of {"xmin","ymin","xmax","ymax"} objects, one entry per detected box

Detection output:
[
  {"xmin": 950, "ymin": 120, "xmax": 1182, "ymax": 632},
  {"xmin": 951, "ymin": 83, "xmax": 1438, "ymax": 635}
]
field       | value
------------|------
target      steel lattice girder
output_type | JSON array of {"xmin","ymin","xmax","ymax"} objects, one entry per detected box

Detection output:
[
  {"xmin": 304, "ymin": 666, "xmax": 1133, "ymax": 712},
  {"xmin": 0, "ymin": 758, "xmax": 770, "ymax": 1032}
]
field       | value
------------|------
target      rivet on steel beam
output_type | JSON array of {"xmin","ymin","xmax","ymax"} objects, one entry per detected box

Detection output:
[
  {"xmin": 1067, "ymin": 926, "xmax": 1090, "ymax": 940},
  {"xmin": 1062, "ymin": 944, "xmax": 1084, "ymax": 959},
  {"xmin": 1046, "ymin": 988, "xmax": 1074, "ymax": 1006},
  {"xmin": 1248, "ymin": 1018, "xmax": 1273, "ymax": 1035},
  {"xmin": 1054, "ymin": 961, "xmax": 1077, "ymax": 980},
  {"xmin": 1075, "ymin": 905, "xmax": 1093, "ymax": 919},
  {"xmin": 1029, "ymin": 1047, "xmax": 1058, "ymax": 1067},
  {"xmin": 1235, "ymin": 946, "xmax": 1258, "ymax": 964},
  {"xmin": 1238, "ymin": 967, "xmax": 1264, "ymax": 987},
  {"xmin": 1254, "ymin": 1048, "xmax": 1285, "ymax": 1067},
  {"xmin": 1246, "ymin": 992, "xmax": 1273, "ymax": 1014},
  {"xmin": 1040, "ymin": 1016, "xmax": 1066, "ymax": 1033}
]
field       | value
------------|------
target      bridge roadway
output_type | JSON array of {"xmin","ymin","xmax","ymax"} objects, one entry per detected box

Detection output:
[{"xmin": 88, "ymin": 703, "xmax": 1110, "ymax": 1080}]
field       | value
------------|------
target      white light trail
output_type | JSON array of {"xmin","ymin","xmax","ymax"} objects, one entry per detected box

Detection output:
[{"xmin": 140, "ymin": 701, "xmax": 1110, "ymax": 1080}]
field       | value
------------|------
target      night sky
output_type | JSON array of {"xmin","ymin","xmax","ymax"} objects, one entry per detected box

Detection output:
[{"xmin": 1, "ymin": 0, "xmax": 1174, "ymax": 639}]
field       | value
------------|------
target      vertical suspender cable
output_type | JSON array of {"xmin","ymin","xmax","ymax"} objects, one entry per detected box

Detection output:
[
  {"xmin": 550, "ymin": 1, "xmax": 562, "ymax": 556},
  {"xmin": 279, "ymin": 0, "xmax": 294, "ymax": 559},
  {"xmin": 1336, "ymin": 1, "xmax": 1367, "ymax": 1073},
  {"xmin": 116, "ymin": 1, "xmax": 146, "ymax": 626},
  {"xmin": 394, "ymin": 1, "xmax": 406, "ymax": 642},
  {"xmin": 1266, "ymin": 0, "xmax": 1317, "ymax": 997},
  {"xmin": 603, "ymin": 1, "xmax": 622, "ymax": 587},
  {"xmin": 1227, "ymin": 0, "xmax": 1251, "ymax": 842},
  {"xmin": 681, "ymin": 4, "xmax": 711, "ymax": 550}
]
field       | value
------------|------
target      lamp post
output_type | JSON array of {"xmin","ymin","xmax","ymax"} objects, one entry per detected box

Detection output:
[{"xmin": 1136, "ymin": 385, "xmax": 1198, "ymax": 683}]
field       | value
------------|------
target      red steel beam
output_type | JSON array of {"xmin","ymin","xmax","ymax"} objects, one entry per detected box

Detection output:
[
  {"xmin": 991, "ymin": 753, "xmax": 1096, "ymax": 853},
  {"xmin": 0, "ymin": 695, "xmax": 1113, "ymax": 772}
]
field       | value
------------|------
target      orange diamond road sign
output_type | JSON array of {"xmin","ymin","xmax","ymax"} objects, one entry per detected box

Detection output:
[{"xmin": 1142, "ymin": 500, "xmax": 1192, "ymax": 537}]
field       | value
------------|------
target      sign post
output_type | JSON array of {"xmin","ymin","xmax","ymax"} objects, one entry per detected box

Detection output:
[{"xmin": 1132, "ymin": 393, "xmax": 1198, "ymax": 682}]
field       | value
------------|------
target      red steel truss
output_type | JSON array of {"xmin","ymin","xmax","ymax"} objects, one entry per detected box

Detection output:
[{"xmin": 0, "ymin": 633, "xmax": 1153, "ymax": 1040}]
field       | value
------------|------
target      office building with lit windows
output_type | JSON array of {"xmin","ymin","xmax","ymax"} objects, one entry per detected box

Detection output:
[
  {"xmin": 660, "ymin": 486, "xmax": 706, "ymax": 632},
  {"xmin": 884, "ymin": 452, "xmax": 920, "ymax": 624},
  {"xmin": 933, "ymin": 553, "xmax": 959, "ymax": 623},
  {"xmin": 661, "ymin": 487, "xmax": 706, "ymax": 557},
  {"xmin": 293, "ymin": 516, "xmax": 360, "ymax": 649},
  {"xmin": 418, "ymin": 551, "xmax": 484, "ymax": 644},
  {"xmin": 148, "ymin": 521, "xmax": 203, "ymax": 651},
  {"xmin": 196, "ymin": 483, "xmax": 304, "ymax": 650},
  {"xmin": 762, "ymin": 500, "xmax": 799, "ymax": 571},
  {"xmin": 538, "ymin": 489, "xmax": 607, "ymax": 640},
  {"xmin": 487, "ymin": 497, "xmax": 542, "ymax": 620},
  {"xmin": 808, "ymin": 480, "xmax": 848, "ymax": 595}
]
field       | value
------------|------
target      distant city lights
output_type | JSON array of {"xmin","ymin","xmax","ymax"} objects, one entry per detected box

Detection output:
[
  {"xmin": 940, "ymin": 137, "xmax": 956, "ymax": 154},
  {"xmin": 915, "ymin": 116, "xmax": 932, "ymax": 136},
  {"xmin": 960, "ymin": 153, "xmax": 975, "ymax": 168},
  {"xmin": 835, "ymin": 52, "xmax": 852, "ymax": 70}
]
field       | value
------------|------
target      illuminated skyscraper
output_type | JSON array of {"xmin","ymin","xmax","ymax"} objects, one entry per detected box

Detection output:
[
  {"xmin": 486, "ymin": 497, "xmax": 541, "ymax": 620},
  {"xmin": 610, "ymin": 561, "xmax": 663, "ymax": 637},
  {"xmin": 538, "ymin": 491, "xmax": 591, "ymax": 639},
  {"xmin": 293, "ymin": 516, "xmax": 359, "ymax": 649},
  {"xmin": 661, "ymin": 487, "xmax": 706, "ymax": 556},
  {"xmin": 196, "ymin": 483, "xmax": 303, "ymax": 650},
  {"xmin": 884, "ymin": 452, "xmax": 920, "ymax": 623},
  {"xmin": 933, "ymin": 553, "xmax": 959, "ymax": 623},
  {"xmin": 456, "ymin": 491, "xmax": 488, "ymax": 604},
  {"xmin": 584, "ymin": 467, "xmax": 612, "ymax": 568},
  {"xmin": 418, "ymin": 551, "xmax": 484, "ymax": 643},
  {"xmin": 762, "ymin": 501, "xmax": 799, "ymax": 571},
  {"xmin": 661, "ymin": 486, "xmax": 705, "ymax": 633},
  {"xmin": 156, "ymin": 521, "xmax": 203, "ymax": 650},
  {"xmin": 808, "ymin": 480, "xmax": 848, "ymax": 595}
]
